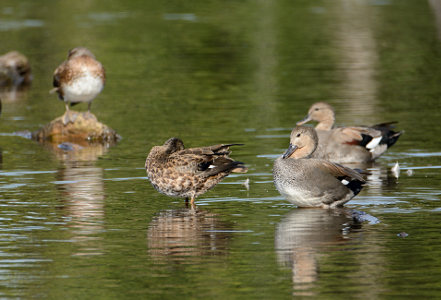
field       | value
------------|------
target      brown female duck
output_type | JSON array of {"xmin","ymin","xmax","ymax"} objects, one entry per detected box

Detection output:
[
  {"xmin": 297, "ymin": 102, "xmax": 402, "ymax": 163},
  {"xmin": 145, "ymin": 138, "xmax": 247, "ymax": 206}
]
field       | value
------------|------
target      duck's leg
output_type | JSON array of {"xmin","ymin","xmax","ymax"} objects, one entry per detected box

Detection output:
[
  {"xmin": 63, "ymin": 102, "xmax": 71, "ymax": 125},
  {"xmin": 190, "ymin": 202, "xmax": 197, "ymax": 212},
  {"xmin": 86, "ymin": 102, "xmax": 93, "ymax": 118},
  {"xmin": 63, "ymin": 103, "xmax": 78, "ymax": 125},
  {"xmin": 190, "ymin": 197, "xmax": 197, "ymax": 212}
]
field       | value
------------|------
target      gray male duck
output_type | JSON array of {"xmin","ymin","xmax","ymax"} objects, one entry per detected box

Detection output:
[
  {"xmin": 146, "ymin": 137, "xmax": 247, "ymax": 206},
  {"xmin": 297, "ymin": 102, "xmax": 402, "ymax": 163},
  {"xmin": 273, "ymin": 126, "xmax": 365, "ymax": 208}
]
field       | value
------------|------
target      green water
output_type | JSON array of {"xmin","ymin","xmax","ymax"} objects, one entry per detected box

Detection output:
[{"xmin": 1, "ymin": 0, "xmax": 441, "ymax": 298}]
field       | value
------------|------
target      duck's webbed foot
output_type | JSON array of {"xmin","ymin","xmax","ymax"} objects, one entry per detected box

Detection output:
[{"xmin": 62, "ymin": 110, "xmax": 78, "ymax": 125}]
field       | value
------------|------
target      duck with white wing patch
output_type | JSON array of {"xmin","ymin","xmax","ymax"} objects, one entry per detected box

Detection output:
[{"xmin": 273, "ymin": 126, "xmax": 365, "ymax": 208}]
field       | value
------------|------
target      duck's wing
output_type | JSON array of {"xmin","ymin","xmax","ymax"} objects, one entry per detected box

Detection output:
[
  {"xmin": 316, "ymin": 160, "xmax": 365, "ymax": 182},
  {"xmin": 170, "ymin": 147, "xmax": 246, "ymax": 176},
  {"xmin": 313, "ymin": 160, "xmax": 365, "ymax": 197},
  {"xmin": 333, "ymin": 127, "xmax": 382, "ymax": 149},
  {"xmin": 371, "ymin": 122, "xmax": 403, "ymax": 148},
  {"xmin": 177, "ymin": 143, "xmax": 243, "ymax": 156},
  {"xmin": 50, "ymin": 61, "xmax": 69, "ymax": 95}
]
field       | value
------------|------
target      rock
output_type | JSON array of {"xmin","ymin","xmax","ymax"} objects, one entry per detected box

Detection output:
[{"xmin": 31, "ymin": 111, "xmax": 121, "ymax": 145}]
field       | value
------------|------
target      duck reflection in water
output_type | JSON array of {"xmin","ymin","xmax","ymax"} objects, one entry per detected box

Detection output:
[
  {"xmin": 51, "ymin": 142, "xmax": 110, "ymax": 256},
  {"xmin": 275, "ymin": 208, "xmax": 376, "ymax": 296},
  {"xmin": 147, "ymin": 208, "xmax": 232, "ymax": 263}
]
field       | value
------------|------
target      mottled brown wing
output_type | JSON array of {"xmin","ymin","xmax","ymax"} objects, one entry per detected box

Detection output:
[
  {"xmin": 52, "ymin": 61, "xmax": 67, "ymax": 89},
  {"xmin": 204, "ymin": 143, "xmax": 243, "ymax": 153},
  {"xmin": 177, "ymin": 144, "xmax": 242, "ymax": 156},
  {"xmin": 168, "ymin": 152, "xmax": 213, "ymax": 174}
]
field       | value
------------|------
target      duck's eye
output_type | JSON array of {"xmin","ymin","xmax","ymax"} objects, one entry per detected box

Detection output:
[
  {"xmin": 314, "ymin": 108, "xmax": 319, "ymax": 111},
  {"xmin": 296, "ymin": 133, "xmax": 301, "ymax": 137}
]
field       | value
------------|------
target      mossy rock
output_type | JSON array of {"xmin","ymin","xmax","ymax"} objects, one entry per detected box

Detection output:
[{"xmin": 32, "ymin": 111, "xmax": 121, "ymax": 145}]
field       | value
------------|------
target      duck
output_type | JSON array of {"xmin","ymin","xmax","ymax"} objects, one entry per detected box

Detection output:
[
  {"xmin": 0, "ymin": 51, "xmax": 32, "ymax": 86},
  {"xmin": 296, "ymin": 102, "xmax": 402, "ymax": 163},
  {"xmin": 273, "ymin": 126, "xmax": 365, "ymax": 208},
  {"xmin": 145, "ymin": 137, "xmax": 248, "ymax": 206},
  {"xmin": 51, "ymin": 47, "xmax": 105, "ymax": 124}
]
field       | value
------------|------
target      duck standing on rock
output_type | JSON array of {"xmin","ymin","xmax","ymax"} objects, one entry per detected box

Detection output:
[
  {"xmin": 297, "ymin": 102, "xmax": 402, "ymax": 164},
  {"xmin": 146, "ymin": 137, "xmax": 248, "ymax": 206},
  {"xmin": 51, "ymin": 47, "xmax": 105, "ymax": 124},
  {"xmin": 273, "ymin": 126, "xmax": 365, "ymax": 208}
]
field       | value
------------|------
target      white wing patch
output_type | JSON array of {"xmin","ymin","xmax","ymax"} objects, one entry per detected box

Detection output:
[
  {"xmin": 367, "ymin": 136, "xmax": 382, "ymax": 150},
  {"xmin": 341, "ymin": 179, "xmax": 349, "ymax": 185}
]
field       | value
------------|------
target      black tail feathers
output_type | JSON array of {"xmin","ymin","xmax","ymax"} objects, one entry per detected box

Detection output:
[{"xmin": 346, "ymin": 179, "xmax": 364, "ymax": 196}]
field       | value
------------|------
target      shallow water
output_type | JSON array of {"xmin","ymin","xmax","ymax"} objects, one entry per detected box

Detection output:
[{"xmin": 1, "ymin": 0, "xmax": 441, "ymax": 298}]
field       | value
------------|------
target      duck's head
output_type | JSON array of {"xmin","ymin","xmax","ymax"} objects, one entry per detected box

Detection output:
[
  {"xmin": 296, "ymin": 102, "xmax": 335, "ymax": 130},
  {"xmin": 147, "ymin": 137, "xmax": 185, "ymax": 162},
  {"xmin": 162, "ymin": 137, "xmax": 185, "ymax": 154},
  {"xmin": 282, "ymin": 126, "xmax": 318, "ymax": 159},
  {"xmin": 68, "ymin": 47, "xmax": 96, "ymax": 59}
]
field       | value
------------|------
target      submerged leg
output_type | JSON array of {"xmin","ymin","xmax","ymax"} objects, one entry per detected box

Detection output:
[{"xmin": 190, "ymin": 197, "xmax": 197, "ymax": 212}]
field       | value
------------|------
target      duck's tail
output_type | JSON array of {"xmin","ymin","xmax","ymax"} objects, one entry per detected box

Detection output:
[
  {"xmin": 372, "ymin": 122, "xmax": 403, "ymax": 148},
  {"xmin": 364, "ymin": 122, "xmax": 403, "ymax": 160},
  {"xmin": 202, "ymin": 158, "xmax": 248, "ymax": 176}
]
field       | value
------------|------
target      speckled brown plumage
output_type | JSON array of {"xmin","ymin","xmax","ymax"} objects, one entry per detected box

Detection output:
[
  {"xmin": 145, "ymin": 137, "xmax": 247, "ymax": 205},
  {"xmin": 51, "ymin": 47, "xmax": 105, "ymax": 119}
]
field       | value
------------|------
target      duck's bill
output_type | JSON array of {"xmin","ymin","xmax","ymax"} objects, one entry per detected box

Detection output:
[
  {"xmin": 296, "ymin": 115, "xmax": 311, "ymax": 126},
  {"xmin": 282, "ymin": 144, "xmax": 298, "ymax": 159}
]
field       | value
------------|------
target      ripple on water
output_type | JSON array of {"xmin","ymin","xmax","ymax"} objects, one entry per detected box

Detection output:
[{"xmin": 0, "ymin": 19, "xmax": 44, "ymax": 31}]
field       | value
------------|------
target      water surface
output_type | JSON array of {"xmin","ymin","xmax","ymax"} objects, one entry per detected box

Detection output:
[{"xmin": 0, "ymin": 0, "xmax": 441, "ymax": 298}]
